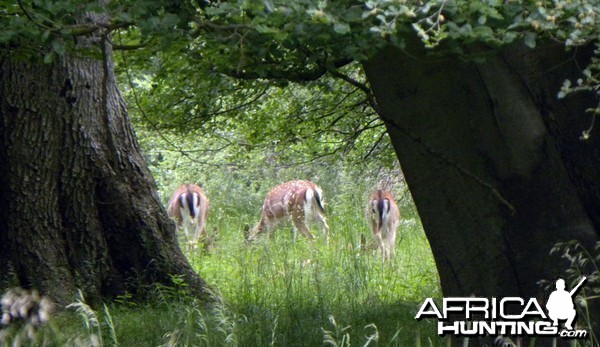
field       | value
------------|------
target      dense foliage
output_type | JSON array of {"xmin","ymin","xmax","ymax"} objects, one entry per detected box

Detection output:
[
  {"xmin": 4, "ymin": 1, "xmax": 600, "ymax": 77},
  {"xmin": 2, "ymin": 1, "xmax": 600, "ymax": 345},
  {"xmin": 3, "ymin": 0, "xmax": 599, "ymax": 151}
]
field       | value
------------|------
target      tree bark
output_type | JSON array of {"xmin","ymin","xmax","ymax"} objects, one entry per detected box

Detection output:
[
  {"xmin": 364, "ymin": 40, "xmax": 599, "ymax": 328},
  {"xmin": 0, "ymin": 39, "xmax": 207, "ymax": 304}
]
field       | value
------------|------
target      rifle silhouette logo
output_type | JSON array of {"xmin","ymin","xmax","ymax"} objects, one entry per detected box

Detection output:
[{"xmin": 546, "ymin": 277, "xmax": 586, "ymax": 330}]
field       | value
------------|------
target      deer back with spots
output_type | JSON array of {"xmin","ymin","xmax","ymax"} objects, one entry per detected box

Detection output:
[{"xmin": 249, "ymin": 180, "xmax": 330, "ymax": 245}]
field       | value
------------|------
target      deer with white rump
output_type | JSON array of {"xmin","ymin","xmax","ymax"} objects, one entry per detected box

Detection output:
[
  {"xmin": 247, "ymin": 180, "xmax": 330, "ymax": 245},
  {"xmin": 367, "ymin": 190, "xmax": 400, "ymax": 261},
  {"xmin": 167, "ymin": 184, "xmax": 209, "ymax": 241}
]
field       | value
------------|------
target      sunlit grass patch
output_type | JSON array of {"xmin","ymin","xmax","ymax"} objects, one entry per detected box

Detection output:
[{"xmin": 181, "ymin": 201, "xmax": 443, "ymax": 346}]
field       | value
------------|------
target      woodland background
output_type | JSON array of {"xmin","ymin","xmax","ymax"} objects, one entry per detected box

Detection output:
[{"xmin": 1, "ymin": 0, "xmax": 600, "ymax": 345}]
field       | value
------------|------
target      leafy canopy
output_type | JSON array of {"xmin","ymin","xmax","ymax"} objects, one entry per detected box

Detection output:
[
  {"xmin": 3, "ymin": 0, "xmax": 599, "ymax": 81},
  {"xmin": 2, "ymin": 0, "xmax": 599, "ymax": 148}
]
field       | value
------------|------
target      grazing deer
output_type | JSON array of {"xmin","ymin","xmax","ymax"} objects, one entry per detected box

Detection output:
[
  {"xmin": 247, "ymin": 180, "xmax": 330, "ymax": 245},
  {"xmin": 367, "ymin": 190, "xmax": 400, "ymax": 260},
  {"xmin": 167, "ymin": 184, "xmax": 209, "ymax": 241}
]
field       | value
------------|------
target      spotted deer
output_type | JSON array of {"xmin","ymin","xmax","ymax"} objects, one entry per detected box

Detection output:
[
  {"xmin": 247, "ymin": 180, "xmax": 330, "ymax": 245},
  {"xmin": 167, "ymin": 184, "xmax": 209, "ymax": 240},
  {"xmin": 368, "ymin": 190, "xmax": 400, "ymax": 260}
]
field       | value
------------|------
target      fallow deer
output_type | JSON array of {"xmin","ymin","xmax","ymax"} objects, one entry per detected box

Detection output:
[
  {"xmin": 367, "ymin": 190, "xmax": 400, "ymax": 260},
  {"xmin": 247, "ymin": 180, "xmax": 330, "ymax": 245},
  {"xmin": 167, "ymin": 184, "xmax": 209, "ymax": 240}
]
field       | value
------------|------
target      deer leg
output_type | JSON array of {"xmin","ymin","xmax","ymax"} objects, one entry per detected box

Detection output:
[
  {"xmin": 291, "ymin": 207, "xmax": 315, "ymax": 242},
  {"xmin": 294, "ymin": 220, "xmax": 315, "ymax": 241},
  {"xmin": 374, "ymin": 231, "xmax": 385, "ymax": 260},
  {"xmin": 291, "ymin": 226, "xmax": 298, "ymax": 242},
  {"xmin": 268, "ymin": 226, "xmax": 276, "ymax": 239},
  {"xmin": 192, "ymin": 225, "xmax": 200, "ymax": 241},
  {"xmin": 263, "ymin": 219, "xmax": 279, "ymax": 240},
  {"xmin": 386, "ymin": 227, "xmax": 397, "ymax": 260},
  {"xmin": 194, "ymin": 217, "xmax": 206, "ymax": 241},
  {"xmin": 182, "ymin": 221, "xmax": 190, "ymax": 239},
  {"xmin": 199, "ymin": 206, "xmax": 209, "ymax": 239},
  {"xmin": 314, "ymin": 213, "xmax": 330, "ymax": 246}
]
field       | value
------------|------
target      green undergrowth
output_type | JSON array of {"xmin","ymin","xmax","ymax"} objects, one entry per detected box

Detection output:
[
  {"xmin": 1, "ymin": 160, "xmax": 447, "ymax": 346},
  {"xmin": 174, "ymin": 203, "xmax": 443, "ymax": 346},
  {"xmin": 1, "ymin": 204, "xmax": 444, "ymax": 346}
]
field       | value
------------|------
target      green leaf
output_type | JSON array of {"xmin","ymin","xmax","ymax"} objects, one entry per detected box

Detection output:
[
  {"xmin": 523, "ymin": 32, "xmax": 536, "ymax": 48},
  {"xmin": 51, "ymin": 39, "xmax": 66, "ymax": 56},
  {"xmin": 255, "ymin": 25, "xmax": 279, "ymax": 34},
  {"xmin": 43, "ymin": 52, "xmax": 55, "ymax": 64},
  {"xmin": 333, "ymin": 22, "xmax": 350, "ymax": 34},
  {"xmin": 41, "ymin": 30, "xmax": 51, "ymax": 42}
]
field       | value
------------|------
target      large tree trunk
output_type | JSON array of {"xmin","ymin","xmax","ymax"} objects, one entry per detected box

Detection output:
[
  {"xmin": 0, "ymin": 37, "xmax": 207, "ymax": 304},
  {"xmin": 364, "ymin": 40, "xmax": 599, "ymax": 332}
]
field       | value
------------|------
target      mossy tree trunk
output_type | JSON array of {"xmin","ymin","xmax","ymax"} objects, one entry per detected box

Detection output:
[{"xmin": 0, "ymin": 37, "xmax": 207, "ymax": 304}]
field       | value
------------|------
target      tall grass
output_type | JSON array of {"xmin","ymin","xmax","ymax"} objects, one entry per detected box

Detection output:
[
  {"xmin": 1, "ymin": 143, "xmax": 447, "ymax": 345},
  {"xmin": 0, "ymin": 176, "xmax": 444, "ymax": 346},
  {"xmin": 175, "ymin": 176, "xmax": 442, "ymax": 346},
  {"xmin": 0, "ymin": 210, "xmax": 442, "ymax": 347},
  {"xmin": 134, "ymin": 126, "xmax": 445, "ymax": 339}
]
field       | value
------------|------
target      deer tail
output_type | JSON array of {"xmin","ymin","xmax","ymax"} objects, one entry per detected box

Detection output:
[{"xmin": 312, "ymin": 187, "xmax": 326, "ymax": 213}]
